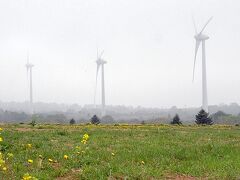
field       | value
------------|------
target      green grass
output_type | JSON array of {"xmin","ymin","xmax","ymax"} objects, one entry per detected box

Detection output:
[{"xmin": 0, "ymin": 124, "xmax": 239, "ymax": 179}]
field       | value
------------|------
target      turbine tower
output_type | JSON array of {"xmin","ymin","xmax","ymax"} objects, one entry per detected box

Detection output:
[
  {"xmin": 94, "ymin": 50, "xmax": 107, "ymax": 117},
  {"xmin": 192, "ymin": 17, "xmax": 213, "ymax": 113},
  {"xmin": 26, "ymin": 53, "xmax": 34, "ymax": 114}
]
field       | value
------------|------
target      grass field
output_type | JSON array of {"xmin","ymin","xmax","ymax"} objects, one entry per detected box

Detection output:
[{"xmin": 0, "ymin": 124, "xmax": 239, "ymax": 179}]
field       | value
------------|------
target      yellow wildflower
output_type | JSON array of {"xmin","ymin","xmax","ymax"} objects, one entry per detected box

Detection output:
[
  {"xmin": 63, "ymin": 155, "xmax": 68, "ymax": 159},
  {"xmin": 28, "ymin": 159, "xmax": 33, "ymax": 164},
  {"xmin": 2, "ymin": 167, "xmax": 7, "ymax": 171},
  {"xmin": 27, "ymin": 144, "xmax": 32, "ymax": 148},
  {"xmin": 0, "ymin": 137, "xmax": 3, "ymax": 142},
  {"xmin": 111, "ymin": 152, "xmax": 115, "ymax": 156},
  {"xmin": 81, "ymin": 139, "xmax": 87, "ymax": 144},
  {"xmin": 22, "ymin": 173, "xmax": 32, "ymax": 180},
  {"xmin": 0, "ymin": 128, "xmax": 3, "ymax": 131},
  {"xmin": 48, "ymin": 158, "xmax": 53, "ymax": 163},
  {"xmin": 83, "ymin": 134, "xmax": 89, "ymax": 140},
  {"xmin": 0, "ymin": 159, "xmax": 5, "ymax": 165},
  {"xmin": 141, "ymin": 161, "xmax": 145, "ymax": 165}
]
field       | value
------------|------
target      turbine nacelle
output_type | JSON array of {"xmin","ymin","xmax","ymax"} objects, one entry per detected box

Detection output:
[
  {"xmin": 96, "ymin": 59, "xmax": 107, "ymax": 65},
  {"xmin": 26, "ymin": 63, "xmax": 34, "ymax": 68},
  {"xmin": 194, "ymin": 33, "xmax": 209, "ymax": 41}
]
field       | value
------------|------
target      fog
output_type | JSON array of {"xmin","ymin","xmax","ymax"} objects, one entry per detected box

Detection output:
[{"xmin": 0, "ymin": 0, "xmax": 240, "ymax": 108}]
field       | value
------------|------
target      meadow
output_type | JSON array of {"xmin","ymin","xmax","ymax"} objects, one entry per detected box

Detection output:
[{"xmin": 0, "ymin": 124, "xmax": 239, "ymax": 179}]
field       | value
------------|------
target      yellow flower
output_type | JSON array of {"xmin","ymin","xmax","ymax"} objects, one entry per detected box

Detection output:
[
  {"xmin": 0, "ymin": 128, "xmax": 3, "ymax": 131},
  {"xmin": 2, "ymin": 167, "xmax": 7, "ymax": 171},
  {"xmin": 81, "ymin": 139, "xmax": 87, "ymax": 144},
  {"xmin": 141, "ymin": 161, "xmax": 145, "ymax": 165},
  {"xmin": 63, "ymin": 155, "xmax": 68, "ymax": 159},
  {"xmin": 83, "ymin": 134, "xmax": 89, "ymax": 140},
  {"xmin": 48, "ymin": 158, "xmax": 53, "ymax": 163},
  {"xmin": 27, "ymin": 144, "xmax": 32, "ymax": 148},
  {"xmin": 0, "ymin": 159, "xmax": 5, "ymax": 165},
  {"xmin": 22, "ymin": 173, "xmax": 32, "ymax": 180},
  {"xmin": 28, "ymin": 159, "xmax": 33, "ymax": 164},
  {"xmin": 0, "ymin": 137, "xmax": 3, "ymax": 142},
  {"xmin": 111, "ymin": 152, "xmax": 115, "ymax": 156}
]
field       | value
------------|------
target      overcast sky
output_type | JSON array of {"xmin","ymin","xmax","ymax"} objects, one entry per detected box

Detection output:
[{"xmin": 0, "ymin": 0, "xmax": 239, "ymax": 108}]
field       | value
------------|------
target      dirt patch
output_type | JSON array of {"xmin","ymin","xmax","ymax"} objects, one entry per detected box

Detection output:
[
  {"xmin": 165, "ymin": 174, "xmax": 207, "ymax": 180},
  {"xmin": 14, "ymin": 128, "xmax": 47, "ymax": 132},
  {"xmin": 56, "ymin": 168, "xmax": 82, "ymax": 180}
]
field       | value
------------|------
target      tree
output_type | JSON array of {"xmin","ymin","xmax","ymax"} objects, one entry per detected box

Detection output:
[
  {"xmin": 90, "ymin": 115, "xmax": 100, "ymax": 125},
  {"xmin": 69, "ymin": 118, "xmax": 76, "ymax": 125},
  {"xmin": 170, "ymin": 114, "xmax": 182, "ymax": 125},
  {"xmin": 195, "ymin": 109, "xmax": 213, "ymax": 125},
  {"xmin": 30, "ymin": 115, "xmax": 38, "ymax": 127}
]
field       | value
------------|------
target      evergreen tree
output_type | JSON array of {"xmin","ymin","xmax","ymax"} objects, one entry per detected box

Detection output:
[
  {"xmin": 171, "ymin": 114, "xmax": 182, "ymax": 125},
  {"xmin": 90, "ymin": 115, "xmax": 100, "ymax": 125},
  {"xmin": 69, "ymin": 118, "xmax": 76, "ymax": 125},
  {"xmin": 195, "ymin": 109, "xmax": 213, "ymax": 125}
]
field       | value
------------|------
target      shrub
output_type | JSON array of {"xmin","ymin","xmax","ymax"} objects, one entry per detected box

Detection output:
[
  {"xmin": 171, "ymin": 114, "xmax": 182, "ymax": 125},
  {"xmin": 30, "ymin": 115, "xmax": 38, "ymax": 127},
  {"xmin": 69, "ymin": 118, "xmax": 76, "ymax": 125},
  {"xmin": 195, "ymin": 109, "xmax": 213, "ymax": 125},
  {"xmin": 90, "ymin": 115, "xmax": 100, "ymax": 125}
]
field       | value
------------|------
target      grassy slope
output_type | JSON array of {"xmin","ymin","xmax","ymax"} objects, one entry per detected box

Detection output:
[{"xmin": 0, "ymin": 124, "xmax": 239, "ymax": 179}]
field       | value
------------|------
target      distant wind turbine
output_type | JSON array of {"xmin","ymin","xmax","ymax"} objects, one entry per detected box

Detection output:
[
  {"xmin": 25, "ymin": 53, "xmax": 34, "ymax": 114},
  {"xmin": 192, "ymin": 17, "xmax": 213, "ymax": 113},
  {"xmin": 94, "ymin": 50, "xmax": 107, "ymax": 117}
]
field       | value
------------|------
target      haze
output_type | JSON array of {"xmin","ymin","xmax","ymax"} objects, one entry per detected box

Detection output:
[{"xmin": 0, "ymin": 0, "xmax": 239, "ymax": 108}]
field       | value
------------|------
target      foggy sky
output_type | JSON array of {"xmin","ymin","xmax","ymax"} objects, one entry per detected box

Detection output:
[{"xmin": 0, "ymin": 0, "xmax": 239, "ymax": 108}]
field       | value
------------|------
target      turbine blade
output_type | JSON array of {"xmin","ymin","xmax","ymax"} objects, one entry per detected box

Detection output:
[
  {"xmin": 94, "ymin": 64, "xmax": 100, "ymax": 105},
  {"xmin": 200, "ymin": 17, "xmax": 213, "ymax": 34},
  {"xmin": 97, "ymin": 48, "xmax": 99, "ymax": 59},
  {"xmin": 192, "ymin": 40, "xmax": 201, "ymax": 82},
  {"xmin": 192, "ymin": 16, "xmax": 198, "ymax": 34},
  {"xmin": 26, "ymin": 67, "xmax": 29, "ymax": 80},
  {"xmin": 99, "ymin": 50, "xmax": 104, "ymax": 58}
]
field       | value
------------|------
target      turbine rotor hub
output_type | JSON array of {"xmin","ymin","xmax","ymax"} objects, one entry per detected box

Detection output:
[
  {"xmin": 96, "ymin": 58, "xmax": 107, "ymax": 65},
  {"xmin": 194, "ymin": 33, "xmax": 209, "ymax": 41}
]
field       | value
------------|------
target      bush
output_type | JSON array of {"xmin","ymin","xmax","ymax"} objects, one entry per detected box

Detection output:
[
  {"xmin": 69, "ymin": 118, "xmax": 76, "ymax": 125},
  {"xmin": 171, "ymin": 114, "xmax": 182, "ymax": 125},
  {"xmin": 195, "ymin": 109, "xmax": 213, "ymax": 125},
  {"xmin": 29, "ymin": 115, "xmax": 38, "ymax": 127},
  {"xmin": 90, "ymin": 115, "xmax": 100, "ymax": 125}
]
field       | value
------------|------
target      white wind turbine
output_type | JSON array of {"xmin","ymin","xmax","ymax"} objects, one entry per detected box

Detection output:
[
  {"xmin": 25, "ymin": 53, "xmax": 34, "ymax": 114},
  {"xmin": 192, "ymin": 17, "xmax": 213, "ymax": 113},
  {"xmin": 94, "ymin": 50, "xmax": 107, "ymax": 117}
]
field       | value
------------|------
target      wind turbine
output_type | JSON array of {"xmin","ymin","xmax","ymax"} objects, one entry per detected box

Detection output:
[
  {"xmin": 25, "ymin": 53, "xmax": 34, "ymax": 114},
  {"xmin": 94, "ymin": 50, "xmax": 107, "ymax": 117},
  {"xmin": 192, "ymin": 17, "xmax": 213, "ymax": 113}
]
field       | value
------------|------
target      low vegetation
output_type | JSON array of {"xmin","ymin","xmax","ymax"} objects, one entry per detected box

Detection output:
[{"xmin": 0, "ymin": 124, "xmax": 239, "ymax": 179}]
